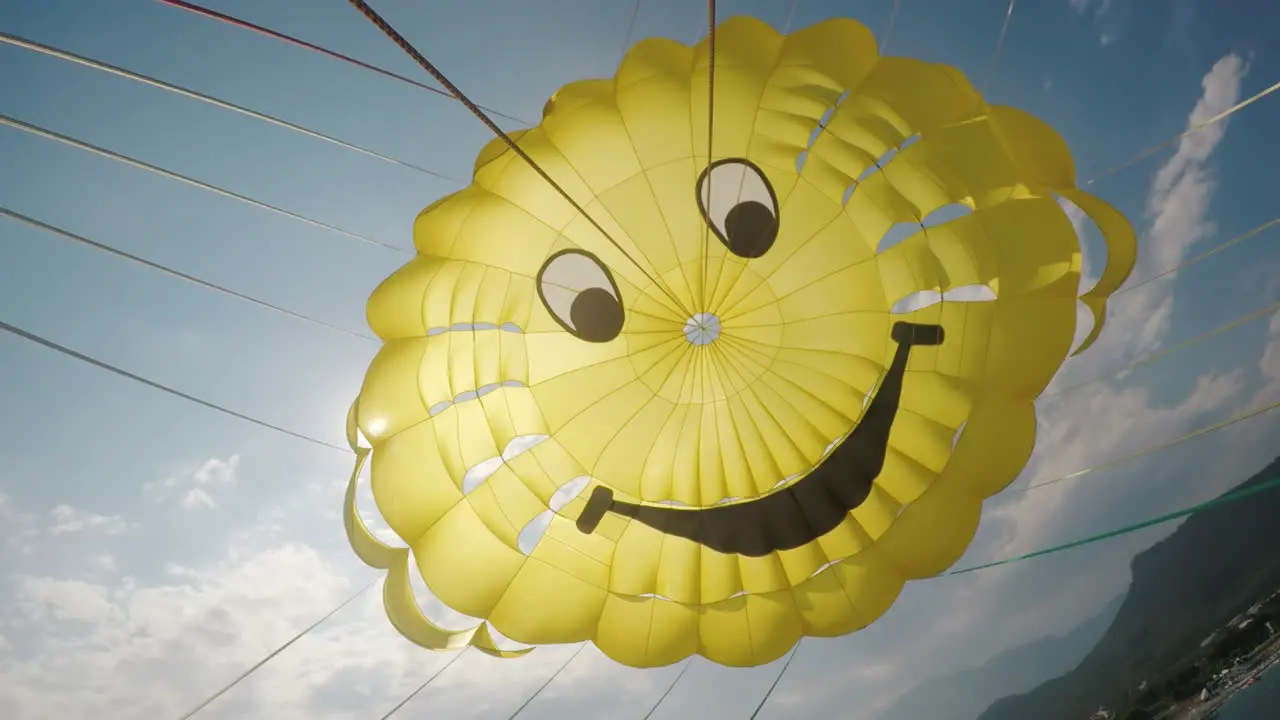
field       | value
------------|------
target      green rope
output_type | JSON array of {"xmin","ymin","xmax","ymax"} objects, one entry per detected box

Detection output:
[{"xmin": 947, "ymin": 475, "xmax": 1280, "ymax": 576}]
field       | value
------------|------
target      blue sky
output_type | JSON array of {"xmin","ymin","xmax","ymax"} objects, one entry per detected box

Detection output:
[{"xmin": 1, "ymin": 0, "xmax": 1278, "ymax": 718}]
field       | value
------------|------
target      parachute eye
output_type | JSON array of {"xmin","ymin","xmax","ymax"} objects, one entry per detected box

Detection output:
[
  {"xmin": 536, "ymin": 250, "xmax": 625, "ymax": 343},
  {"xmin": 696, "ymin": 158, "xmax": 780, "ymax": 259}
]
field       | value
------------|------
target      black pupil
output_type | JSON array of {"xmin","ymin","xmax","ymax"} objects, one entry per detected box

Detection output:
[
  {"xmin": 724, "ymin": 201, "xmax": 778, "ymax": 258},
  {"xmin": 569, "ymin": 287, "xmax": 624, "ymax": 342}
]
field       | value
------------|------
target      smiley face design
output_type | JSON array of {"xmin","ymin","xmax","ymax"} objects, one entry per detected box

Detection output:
[{"xmin": 345, "ymin": 17, "xmax": 1136, "ymax": 668}]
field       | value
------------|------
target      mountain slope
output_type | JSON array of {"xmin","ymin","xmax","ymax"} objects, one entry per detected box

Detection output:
[
  {"xmin": 880, "ymin": 595, "xmax": 1123, "ymax": 720},
  {"xmin": 978, "ymin": 457, "xmax": 1280, "ymax": 720}
]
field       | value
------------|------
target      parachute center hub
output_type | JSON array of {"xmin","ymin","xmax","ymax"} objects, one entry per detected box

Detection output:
[{"xmin": 682, "ymin": 311, "xmax": 722, "ymax": 346}]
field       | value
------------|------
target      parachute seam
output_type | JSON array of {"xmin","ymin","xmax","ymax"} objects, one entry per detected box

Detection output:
[
  {"xmin": 471, "ymin": 182, "xmax": 688, "ymax": 318},
  {"xmin": 709, "ymin": 135, "xmax": 905, "ymax": 320},
  {"xmin": 531, "ymin": 117, "xmax": 684, "ymax": 318},
  {"xmin": 694, "ymin": 341, "xmax": 780, "ymax": 498},
  {"xmin": 716, "ymin": 201, "xmax": 968, "ymax": 323},
  {"xmin": 712, "ymin": 201, "xmax": 855, "ymax": 321},
  {"xmin": 717, "ymin": 340, "xmax": 817, "ymax": 508},
  {"xmin": 714, "ymin": 333, "xmax": 962, "ymax": 494},
  {"xmin": 587, "ymin": 378, "xmax": 673, "ymax": 499},
  {"xmin": 704, "ymin": 29, "xmax": 805, "ymax": 311},
  {"xmin": 609, "ymin": 50, "xmax": 704, "ymax": 315},
  {"xmin": 707, "ymin": 340, "xmax": 760, "ymax": 501}
]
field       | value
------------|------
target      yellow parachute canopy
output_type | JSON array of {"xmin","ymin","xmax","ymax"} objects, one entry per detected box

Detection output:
[{"xmin": 344, "ymin": 16, "xmax": 1136, "ymax": 669}]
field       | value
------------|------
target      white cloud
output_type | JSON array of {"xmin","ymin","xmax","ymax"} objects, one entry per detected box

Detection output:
[
  {"xmin": 0, "ymin": 533, "xmax": 680, "ymax": 719},
  {"xmin": 1059, "ymin": 53, "xmax": 1247, "ymax": 374},
  {"xmin": 144, "ymin": 455, "xmax": 240, "ymax": 511},
  {"xmin": 192, "ymin": 456, "xmax": 240, "ymax": 487},
  {"xmin": 0, "ymin": 493, "xmax": 39, "ymax": 554},
  {"xmin": 1070, "ymin": 0, "xmax": 1116, "ymax": 18},
  {"xmin": 47, "ymin": 505, "xmax": 128, "ymax": 536},
  {"xmin": 181, "ymin": 487, "xmax": 218, "ymax": 511},
  {"xmin": 1145, "ymin": 55, "xmax": 1246, "ymax": 265},
  {"xmin": 989, "ymin": 366, "xmax": 1246, "ymax": 559},
  {"xmin": 1256, "ymin": 309, "xmax": 1280, "ymax": 407},
  {"xmin": 1260, "ymin": 309, "xmax": 1280, "ymax": 381},
  {"xmin": 1069, "ymin": 0, "xmax": 1118, "ymax": 44},
  {"xmin": 14, "ymin": 576, "xmax": 122, "ymax": 626},
  {"xmin": 0, "ymin": 541, "xmax": 356, "ymax": 718},
  {"xmin": 1, "ymin": 497, "xmax": 129, "ymax": 557}
]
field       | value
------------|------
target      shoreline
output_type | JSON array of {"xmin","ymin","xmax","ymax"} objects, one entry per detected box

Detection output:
[{"xmin": 1170, "ymin": 640, "xmax": 1280, "ymax": 720}]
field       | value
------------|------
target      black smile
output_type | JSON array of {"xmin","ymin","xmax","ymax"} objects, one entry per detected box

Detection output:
[{"xmin": 574, "ymin": 321, "xmax": 945, "ymax": 557}]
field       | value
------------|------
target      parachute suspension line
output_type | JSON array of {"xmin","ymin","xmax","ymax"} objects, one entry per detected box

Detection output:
[
  {"xmin": 701, "ymin": 0, "xmax": 718, "ymax": 312},
  {"xmin": 1, "ymin": 209, "xmax": 379, "ymax": 342},
  {"xmin": 641, "ymin": 641, "xmax": 801, "ymax": 720},
  {"xmin": 173, "ymin": 578, "xmax": 378, "ymax": 720},
  {"xmin": 0, "ymin": 33, "xmax": 464, "ymax": 185},
  {"xmin": 0, "ymin": 115, "xmax": 406, "ymax": 254},
  {"xmin": 748, "ymin": 644, "xmax": 802, "ymax": 719},
  {"xmin": 619, "ymin": 0, "xmax": 644, "ymax": 66},
  {"xmin": 1085, "ymin": 78, "xmax": 1280, "ymax": 185},
  {"xmin": 382, "ymin": 644, "xmax": 590, "ymax": 720},
  {"xmin": 981, "ymin": 0, "xmax": 1017, "ymax": 92},
  {"xmin": 1015, "ymin": 400, "xmax": 1280, "ymax": 495},
  {"xmin": 1041, "ymin": 215, "xmax": 1280, "ymax": 395},
  {"xmin": 151, "ymin": 0, "xmax": 531, "ymax": 126},
  {"xmin": 948, "ymin": 473, "xmax": 1280, "ymax": 575},
  {"xmin": 1044, "ymin": 301, "xmax": 1280, "ymax": 398},
  {"xmin": 701, "ymin": 0, "xmax": 754, "ymax": 318},
  {"xmin": 504, "ymin": 644, "xmax": 590, "ymax": 720},
  {"xmin": 782, "ymin": 0, "xmax": 803, "ymax": 34},
  {"xmin": 1114, "ymin": 216, "xmax": 1280, "ymax": 297},
  {"xmin": 880, "ymin": 0, "xmax": 902, "ymax": 52},
  {"xmin": 640, "ymin": 659, "xmax": 695, "ymax": 720},
  {"xmin": 376, "ymin": 648, "xmax": 472, "ymax": 720},
  {"xmin": 345, "ymin": 0, "xmax": 694, "ymax": 318},
  {"xmin": 0, "ymin": 319, "xmax": 351, "ymax": 454}
]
